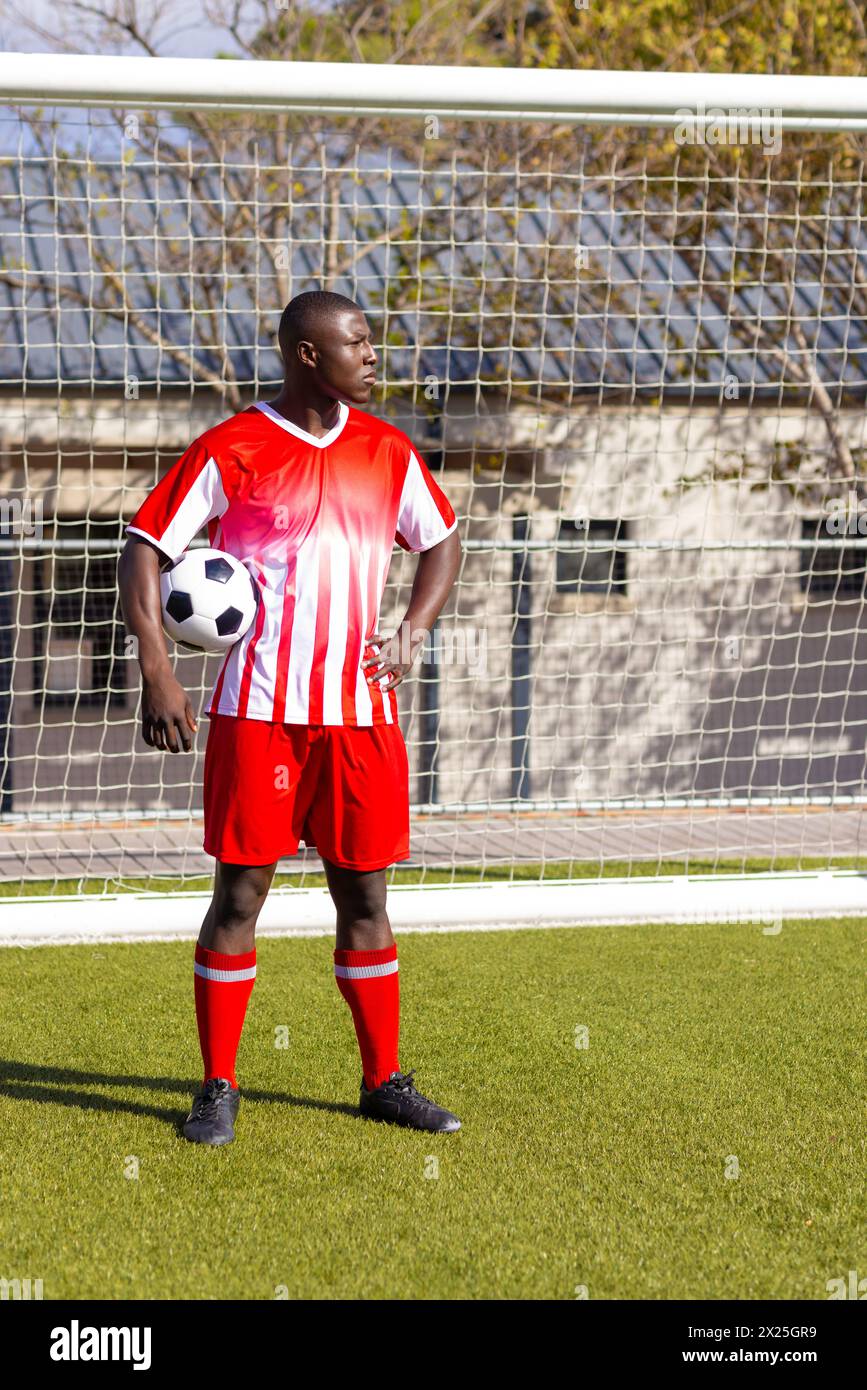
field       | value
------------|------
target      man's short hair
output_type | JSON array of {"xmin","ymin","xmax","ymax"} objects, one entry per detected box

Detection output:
[{"xmin": 278, "ymin": 290, "xmax": 363, "ymax": 359}]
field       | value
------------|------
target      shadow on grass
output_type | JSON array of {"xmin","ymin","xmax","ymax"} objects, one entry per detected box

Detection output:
[{"xmin": 0, "ymin": 1058, "xmax": 359, "ymax": 1133}]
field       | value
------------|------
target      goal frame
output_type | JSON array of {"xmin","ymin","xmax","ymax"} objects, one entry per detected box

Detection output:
[{"xmin": 1, "ymin": 52, "xmax": 867, "ymax": 942}]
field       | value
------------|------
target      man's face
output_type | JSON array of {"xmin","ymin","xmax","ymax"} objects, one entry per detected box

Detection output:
[{"xmin": 300, "ymin": 307, "xmax": 378, "ymax": 405}]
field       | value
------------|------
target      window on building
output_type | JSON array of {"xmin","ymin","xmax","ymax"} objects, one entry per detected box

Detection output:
[
  {"xmin": 556, "ymin": 518, "xmax": 628, "ymax": 596},
  {"xmin": 800, "ymin": 518, "xmax": 867, "ymax": 599},
  {"xmin": 33, "ymin": 520, "xmax": 128, "ymax": 708}
]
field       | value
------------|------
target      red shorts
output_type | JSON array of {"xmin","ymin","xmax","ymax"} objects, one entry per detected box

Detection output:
[{"xmin": 202, "ymin": 714, "xmax": 411, "ymax": 870}]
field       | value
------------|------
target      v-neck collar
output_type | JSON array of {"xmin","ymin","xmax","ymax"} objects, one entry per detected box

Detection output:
[{"xmin": 254, "ymin": 399, "xmax": 349, "ymax": 449}]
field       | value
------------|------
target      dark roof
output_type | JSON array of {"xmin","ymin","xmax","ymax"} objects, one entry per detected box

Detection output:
[{"xmin": 1, "ymin": 123, "xmax": 865, "ymax": 401}]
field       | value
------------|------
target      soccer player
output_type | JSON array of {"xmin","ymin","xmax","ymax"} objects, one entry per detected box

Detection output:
[{"xmin": 118, "ymin": 290, "xmax": 462, "ymax": 1145}]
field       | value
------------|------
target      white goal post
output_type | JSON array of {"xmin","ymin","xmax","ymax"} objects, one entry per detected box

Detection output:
[
  {"xmin": 2, "ymin": 52, "xmax": 867, "ymax": 127},
  {"xmin": 1, "ymin": 52, "xmax": 867, "ymax": 942}
]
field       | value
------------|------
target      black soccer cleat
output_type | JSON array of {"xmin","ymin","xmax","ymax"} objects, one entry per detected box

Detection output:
[
  {"xmin": 359, "ymin": 1069, "xmax": 461, "ymax": 1133},
  {"xmin": 182, "ymin": 1077, "xmax": 240, "ymax": 1145}
]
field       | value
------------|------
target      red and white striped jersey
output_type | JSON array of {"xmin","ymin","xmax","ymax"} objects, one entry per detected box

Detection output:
[{"xmin": 126, "ymin": 400, "xmax": 458, "ymax": 726}]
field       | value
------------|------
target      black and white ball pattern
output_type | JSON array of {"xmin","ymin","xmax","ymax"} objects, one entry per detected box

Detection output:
[{"xmin": 160, "ymin": 548, "xmax": 259, "ymax": 653}]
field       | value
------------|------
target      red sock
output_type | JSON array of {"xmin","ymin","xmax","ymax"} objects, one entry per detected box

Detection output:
[
  {"xmin": 193, "ymin": 944, "xmax": 257, "ymax": 1089},
  {"xmin": 333, "ymin": 944, "xmax": 399, "ymax": 1090}
]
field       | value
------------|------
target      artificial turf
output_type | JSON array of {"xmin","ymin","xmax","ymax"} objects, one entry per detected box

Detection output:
[{"xmin": 0, "ymin": 916, "xmax": 862, "ymax": 1299}]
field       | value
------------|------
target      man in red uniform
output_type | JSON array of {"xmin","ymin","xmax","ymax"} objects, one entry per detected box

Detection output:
[{"xmin": 118, "ymin": 290, "xmax": 462, "ymax": 1144}]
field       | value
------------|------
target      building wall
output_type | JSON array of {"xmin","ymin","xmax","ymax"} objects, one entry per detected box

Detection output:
[{"xmin": 2, "ymin": 397, "xmax": 866, "ymax": 817}]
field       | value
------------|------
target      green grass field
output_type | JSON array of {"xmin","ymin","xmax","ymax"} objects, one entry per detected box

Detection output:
[{"xmin": 0, "ymin": 916, "xmax": 862, "ymax": 1299}]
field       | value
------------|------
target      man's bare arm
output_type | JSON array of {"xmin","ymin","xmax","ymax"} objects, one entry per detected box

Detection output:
[
  {"xmin": 117, "ymin": 535, "xmax": 198, "ymax": 752},
  {"xmin": 362, "ymin": 529, "xmax": 461, "ymax": 691}
]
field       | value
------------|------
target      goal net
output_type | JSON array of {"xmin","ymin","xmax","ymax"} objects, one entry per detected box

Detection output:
[{"xmin": 1, "ymin": 57, "xmax": 866, "ymax": 930}]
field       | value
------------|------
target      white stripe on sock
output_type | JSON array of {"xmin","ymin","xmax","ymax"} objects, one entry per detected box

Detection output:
[
  {"xmin": 334, "ymin": 960, "xmax": 399, "ymax": 980},
  {"xmin": 194, "ymin": 963, "xmax": 257, "ymax": 983}
]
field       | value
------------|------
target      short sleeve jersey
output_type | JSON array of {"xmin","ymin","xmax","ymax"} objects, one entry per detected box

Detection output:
[{"xmin": 126, "ymin": 400, "xmax": 458, "ymax": 726}]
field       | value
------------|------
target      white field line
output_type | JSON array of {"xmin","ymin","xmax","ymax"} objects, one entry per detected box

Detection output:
[{"xmin": 1, "ymin": 871, "xmax": 866, "ymax": 947}]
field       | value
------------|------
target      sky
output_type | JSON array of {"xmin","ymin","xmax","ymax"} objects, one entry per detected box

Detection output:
[{"xmin": 0, "ymin": 0, "xmax": 248, "ymax": 58}]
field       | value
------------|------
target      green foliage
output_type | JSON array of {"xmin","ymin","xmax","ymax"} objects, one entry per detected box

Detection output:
[{"xmin": 252, "ymin": 1, "xmax": 865, "ymax": 78}]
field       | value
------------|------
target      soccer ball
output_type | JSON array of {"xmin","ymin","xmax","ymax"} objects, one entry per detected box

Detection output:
[{"xmin": 160, "ymin": 548, "xmax": 259, "ymax": 653}]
